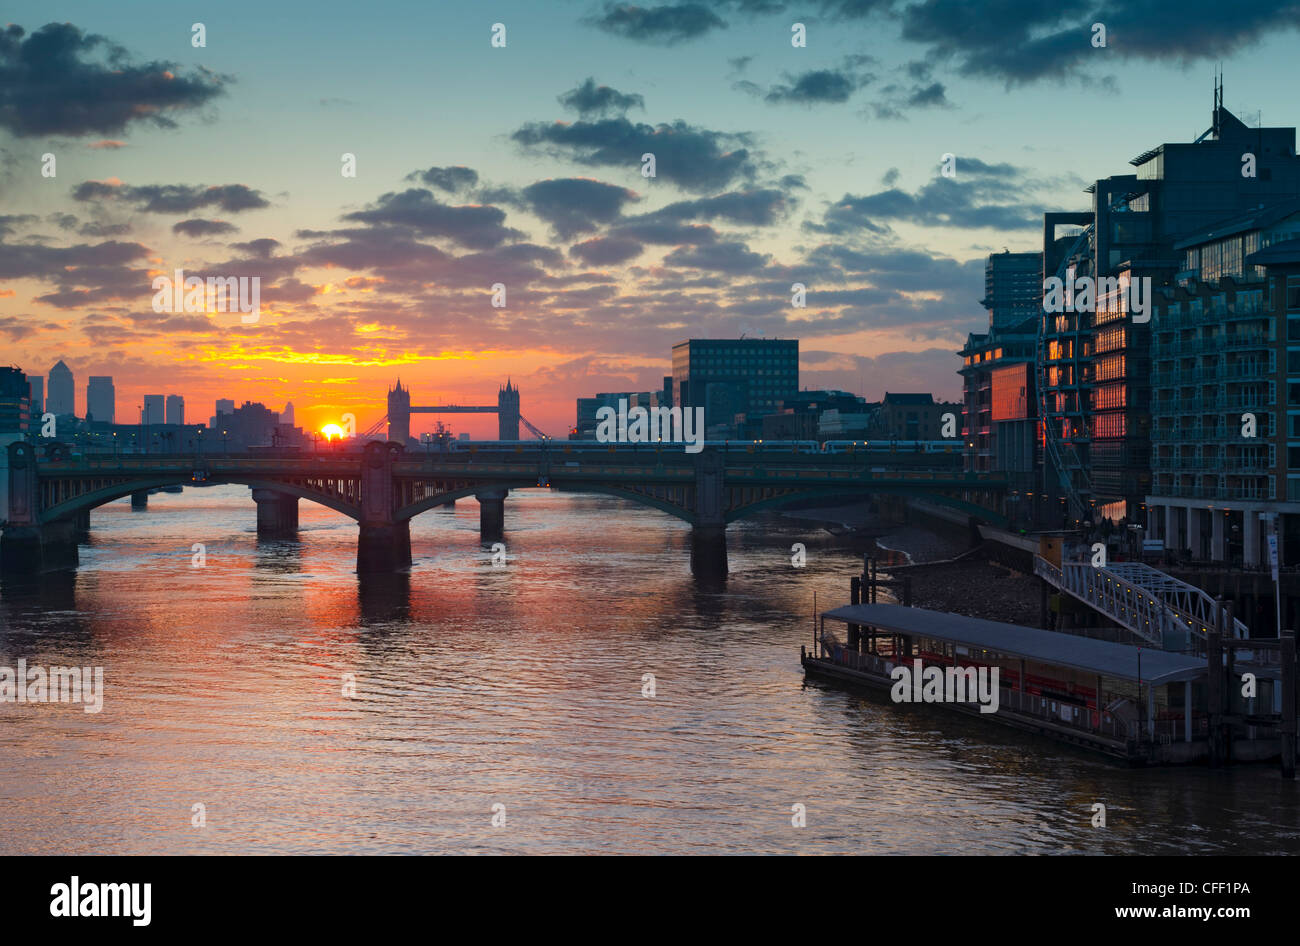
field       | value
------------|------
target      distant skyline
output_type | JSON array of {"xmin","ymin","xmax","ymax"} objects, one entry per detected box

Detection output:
[{"xmin": 3, "ymin": 1, "xmax": 1300, "ymax": 436}]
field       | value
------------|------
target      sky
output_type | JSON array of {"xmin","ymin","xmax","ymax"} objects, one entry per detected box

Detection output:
[{"xmin": 3, "ymin": 0, "xmax": 1300, "ymax": 438}]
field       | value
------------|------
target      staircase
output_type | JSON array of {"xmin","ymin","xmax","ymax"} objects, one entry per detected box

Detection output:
[{"xmin": 1034, "ymin": 555, "xmax": 1248, "ymax": 649}]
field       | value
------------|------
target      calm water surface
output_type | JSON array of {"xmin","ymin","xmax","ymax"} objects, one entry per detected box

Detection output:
[{"xmin": 2, "ymin": 486, "xmax": 1299, "ymax": 854}]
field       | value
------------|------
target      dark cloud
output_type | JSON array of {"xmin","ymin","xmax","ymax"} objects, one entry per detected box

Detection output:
[
  {"xmin": 172, "ymin": 218, "xmax": 238, "ymax": 238},
  {"xmin": 589, "ymin": 3, "xmax": 727, "ymax": 44},
  {"xmin": 72, "ymin": 181, "xmax": 269, "ymax": 214},
  {"xmin": 0, "ymin": 214, "xmax": 37, "ymax": 236},
  {"xmin": 808, "ymin": 157, "xmax": 1038, "ymax": 233},
  {"xmin": 342, "ymin": 189, "xmax": 522, "ymax": 250},
  {"xmin": 519, "ymin": 178, "xmax": 641, "ymax": 239},
  {"xmin": 0, "ymin": 239, "xmax": 148, "ymax": 280},
  {"xmin": 558, "ymin": 78, "xmax": 645, "ymax": 117},
  {"xmin": 663, "ymin": 240, "xmax": 768, "ymax": 273},
  {"xmin": 637, "ymin": 188, "xmax": 789, "ymax": 226},
  {"xmin": 512, "ymin": 117, "xmax": 757, "ymax": 193},
  {"xmin": 870, "ymin": 80, "xmax": 952, "ymax": 119},
  {"xmin": 898, "ymin": 0, "xmax": 1300, "ymax": 84},
  {"xmin": 78, "ymin": 221, "xmax": 131, "ymax": 237},
  {"xmin": 229, "ymin": 238, "xmax": 281, "ymax": 259},
  {"xmin": 0, "ymin": 22, "xmax": 226, "ymax": 137},
  {"xmin": 407, "ymin": 165, "xmax": 479, "ymax": 193},
  {"xmin": 570, "ymin": 236, "xmax": 645, "ymax": 265}
]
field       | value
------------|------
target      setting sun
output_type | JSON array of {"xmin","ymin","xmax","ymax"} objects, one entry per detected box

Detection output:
[{"xmin": 320, "ymin": 423, "xmax": 345, "ymax": 440}]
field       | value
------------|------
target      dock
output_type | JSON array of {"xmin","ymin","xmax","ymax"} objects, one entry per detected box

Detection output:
[{"xmin": 802, "ymin": 600, "xmax": 1294, "ymax": 767}]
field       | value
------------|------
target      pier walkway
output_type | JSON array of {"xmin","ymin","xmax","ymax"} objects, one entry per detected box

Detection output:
[{"xmin": 1033, "ymin": 555, "xmax": 1250, "ymax": 650}]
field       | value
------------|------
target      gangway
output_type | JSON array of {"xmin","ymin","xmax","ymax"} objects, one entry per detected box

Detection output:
[{"xmin": 1034, "ymin": 555, "xmax": 1248, "ymax": 650}]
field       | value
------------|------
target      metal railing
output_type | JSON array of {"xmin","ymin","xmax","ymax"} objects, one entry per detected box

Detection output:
[{"xmin": 1035, "ymin": 555, "xmax": 1249, "ymax": 645}]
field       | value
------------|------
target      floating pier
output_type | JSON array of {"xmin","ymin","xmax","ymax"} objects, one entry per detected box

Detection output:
[{"xmin": 803, "ymin": 563, "xmax": 1298, "ymax": 768}]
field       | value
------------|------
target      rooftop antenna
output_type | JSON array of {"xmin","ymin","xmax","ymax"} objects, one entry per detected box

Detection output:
[{"xmin": 1213, "ymin": 65, "xmax": 1223, "ymax": 137}]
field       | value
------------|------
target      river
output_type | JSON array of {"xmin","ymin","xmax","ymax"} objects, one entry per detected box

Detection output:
[{"xmin": 2, "ymin": 486, "xmax": 1298, "ymax": 854}]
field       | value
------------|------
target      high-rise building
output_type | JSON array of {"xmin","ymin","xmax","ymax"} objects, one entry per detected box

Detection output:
[
  {"xmin": 671, "ymin": 338, "xmax": 798, "ymax": 436},
  {"xmin": 0, "ymin": 367, "xmax": 31, "ymax": 434},
  {"xmin": 960, "ymin": 250, "xmax": 1041, "ymax": 477},
  {"xmin": 982, "ymin": 251, "xmax": 1043, "ymax": 331},
  {"xmin": 142, "ymin": 394, "xmax": 165, "ymax": 425},
  {"xmin": 229, "ymin": 401, "xmax": 279, "ymax": 447},
  {"xmin": 1039, "ymin": 84, "xmax": 1300, "ymax": 523},
  {"xmin": 86, "ymin": 376, "xmax": 115, "ymax": 424},
  {"xmin": 28, "ymin": 376, "xmax": 43, "ymax": 416},
  {"xmin": 282, "ymin": 401, "xmax": 295, "ymax": 426},
  {"xmin": 47, "ymin": 360, "xmax": 74, "ymax": 416},
  {"xmin": 1146, "ymin": 200, "xmax": 1300, "ymax": 568},
  {"xmin": 166, "ymin": 394, "xmax": 184, "ymax": 426},
  {"xmin": 210, "ymin": 399, "xmax": 235, "ymax": 430}
]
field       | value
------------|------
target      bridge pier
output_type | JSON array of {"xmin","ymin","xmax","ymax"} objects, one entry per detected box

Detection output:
[
  {"xmin": 476, "ymin": 489, "xmax": 507, "ymax": 541},
  {"xmin": 356, "ymin": 440, "xmax": 411, "ymax": 573},
  {"xmin": 357, "ymin": 521, "xmax": 411, "ymax": 573},
  {"xmin": 130, "ymin": 490, "xmax": 149, "ymax": 509},
  {"xmin": 690, "ymin": 447, "xmax": 728, "ymax": 577},
  {"xmin": 1, "ymin": 519, "xmax": 79, "ymax": 574},
  {"xmin": 74, "ymin": 508, "xmax": 90, "ymax": 542},
  {"xmin": 689, "ymin": 524, "xmax": 728, "ymax": 578},
  {"xmin": 252, "ymin": 488, "xmax": 299, "ymax": 537}
]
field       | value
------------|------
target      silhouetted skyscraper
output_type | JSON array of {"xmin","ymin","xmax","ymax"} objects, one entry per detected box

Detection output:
[
  {"xmin": 143, "ymin": 395, "xmax": 164, "ymax": 425},
  {"xmin": 86, "ymin": 376, "xmax": 115, "ymax": 424},
  {"xmin": 166, "ymin": 395, "xmax": 184, "ymax": 425},
  {"xmin": 47, "ymin": 360, "xmax": 74, "ymax": 416}
]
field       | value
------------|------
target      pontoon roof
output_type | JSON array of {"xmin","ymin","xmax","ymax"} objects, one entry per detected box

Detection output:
[{"xmin": 821, "ymin": 603, "xmax": 1206, "ymax": 685}]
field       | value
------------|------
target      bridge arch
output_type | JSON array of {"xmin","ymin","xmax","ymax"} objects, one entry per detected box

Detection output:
[
  {"xmin": 395, "ymin": 480, "xmax": 537, "ymax": 521},
  {"xmin": 41, "ymin": 476, "xmax": 362, "ymax": 523}
]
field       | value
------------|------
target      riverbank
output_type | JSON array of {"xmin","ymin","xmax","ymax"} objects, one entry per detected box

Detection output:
[
  {"xmin": 873, "ymin": 524, "xmax": 1043, "ymax": 626},
  {"xmin": 779, "ymin": 504, "xmax": 1044, "ymax": 626}
]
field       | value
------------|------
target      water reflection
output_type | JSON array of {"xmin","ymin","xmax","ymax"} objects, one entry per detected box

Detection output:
[{"xmin": 1, "ymin": 486, "xmax": 1298, "ymax": 854}]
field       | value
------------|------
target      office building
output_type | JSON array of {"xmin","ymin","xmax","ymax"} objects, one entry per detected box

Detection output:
[
  {"xmin": 872, "ymin": 393, "xmax": 960, "ymax": 441},
  {"xmin": 983, "ymin": 251, "xmax": 1043, "ymax": 330},
  {"xmin": 142, "ymin": 395, "xmax": 165, "ymax": 425},
  {"xmin": 960, "ymin": 251, "xmax": 1042, "ymax": 476},
  {"xmin": 28, "ymin": 376, "xmax": 42, "ymax": 416},
  {"xmin": 1147, "ymin": 200, "xmax": 1300, "ymax": 565},
  {"xmin": 86, "ymin": 376, "xmax": 115, "ymax": 425},
  {"xmin": 1040, "ymin": 83, "xmax": 1300, "ymax": 523},
  {"xmin": 166, "ymin": 394, "xmax": 185, "ymax": 426},
  {"xmin": 671, "ymin": 338, "xmax": 798, "ymax": 437},
  {"xmin": 47, "ymin": 360, "xmax": 74, "ymax": 416},
  {"xmin": 0, "ymin": 367, "xmax": 31, "ymax": 434}
]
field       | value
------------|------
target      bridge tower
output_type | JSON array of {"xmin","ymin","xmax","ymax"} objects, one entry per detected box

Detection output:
[
  {"xmin": 388, "ymin": 378, "xmax": 411, "ymax": 446},
  {"xmin": 498, "ymin": 380, "xmax": 520, "ymax": 440}
]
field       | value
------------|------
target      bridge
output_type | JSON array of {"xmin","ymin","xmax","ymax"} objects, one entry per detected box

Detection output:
[
  {"xmin": 383, "ymin": 379, "xmax": 549, "ymax": 443},
  {"xmin": 2, "ymin": 439, "xmax": 1007, "ymax": 576}
]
